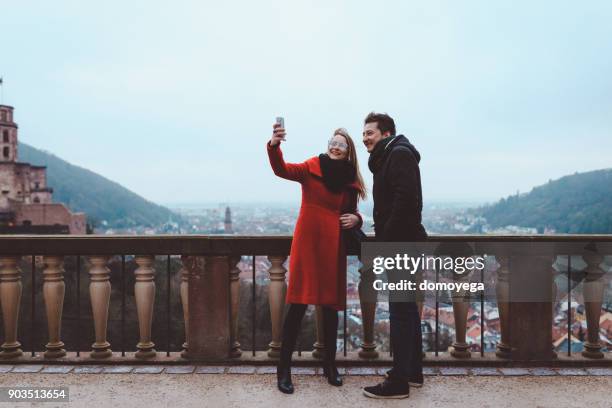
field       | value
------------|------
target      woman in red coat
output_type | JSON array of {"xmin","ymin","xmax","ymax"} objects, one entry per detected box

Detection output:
[{"xmin": 267, "ymin": 123, "xmax": 367, "ymax": 394}]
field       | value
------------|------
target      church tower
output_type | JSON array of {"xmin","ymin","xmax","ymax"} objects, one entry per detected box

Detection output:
[
  {"xmin": 224, "ymin": 206, "xmax": 233, "ymax": 234},
  {"xmin": 0, "ymin": 105, "xmax": 18, "ymax": 162}
]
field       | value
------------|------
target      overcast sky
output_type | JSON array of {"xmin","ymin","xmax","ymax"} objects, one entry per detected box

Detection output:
[{"xmin": 2, "ymin": 0, "xmax": 611, "ymax": 206}]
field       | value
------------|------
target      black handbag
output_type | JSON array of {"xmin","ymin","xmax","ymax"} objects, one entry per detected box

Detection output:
[{"xmin": 343, "ymin": 226, "xmax": 367, "ymax": 255}]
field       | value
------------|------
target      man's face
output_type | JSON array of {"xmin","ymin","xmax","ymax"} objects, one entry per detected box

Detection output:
[{"xmin": 362, "ymin": 122, "xmax": 388, "ymax": 153}]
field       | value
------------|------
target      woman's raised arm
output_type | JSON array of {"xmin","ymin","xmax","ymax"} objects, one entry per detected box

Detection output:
[
  {"xmin": 267, "ymin": 141, "xmax": 308, "ymax": 182},
  {"xmin": 267, "ymin": 122, "xmax": 307, "ymax": 182}
]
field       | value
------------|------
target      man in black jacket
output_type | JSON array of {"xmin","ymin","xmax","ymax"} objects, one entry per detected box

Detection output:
[{"xmin": 362, "ymin": 112, "xmax": 426, "ymax": 399}]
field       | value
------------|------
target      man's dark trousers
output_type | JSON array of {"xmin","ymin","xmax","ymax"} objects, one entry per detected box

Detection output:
[
  {"xmin": 387, "ymin": 268, "xmax": 423, "ymax": 381},
  {"xmin": 390, "ymin": 301, "xmax": 422, "ymax": 380}
]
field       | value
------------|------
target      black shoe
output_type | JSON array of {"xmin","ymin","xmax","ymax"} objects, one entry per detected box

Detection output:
[
  {"xmin": 363, "ymin": 378, "xmax": 410, "ymax": 399},
  {"xmin": 384, "ymin": 368, "xmax": 423, "ymax": 388},
  {"xmin": 323, "ymin": 364, "xmax": 342, "ymax": 386},
  {"xmin": 277, "ymin": 365, "xmax": 294, "ymax": 394}
]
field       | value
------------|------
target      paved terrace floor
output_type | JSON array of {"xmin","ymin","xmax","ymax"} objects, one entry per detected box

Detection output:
[{"xmin": 0, "ymin": 366, "xmax": 610, "ymax": 408}]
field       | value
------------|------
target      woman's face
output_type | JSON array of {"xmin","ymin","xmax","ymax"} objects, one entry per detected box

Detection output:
[{"xmin": 328, "ymin": 134, "xmax": 349, "ymax": 160}]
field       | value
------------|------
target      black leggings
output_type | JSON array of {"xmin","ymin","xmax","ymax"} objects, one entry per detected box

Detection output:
[{"xmin": 279, "ymin": 303, "xmax": 339, "ymax": 364}]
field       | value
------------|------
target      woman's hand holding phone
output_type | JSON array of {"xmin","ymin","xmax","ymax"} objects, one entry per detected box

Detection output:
[{"xmin": 270, "ymin": 122, "xmax": 286, "ymax": 146}]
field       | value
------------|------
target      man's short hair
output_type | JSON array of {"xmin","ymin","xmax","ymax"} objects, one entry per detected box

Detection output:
[{"xmin": 364, "ymin": 112, "xmax": 396, "ymax": 136}]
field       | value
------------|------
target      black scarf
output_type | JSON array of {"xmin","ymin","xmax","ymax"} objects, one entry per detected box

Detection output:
[
  {"xmin": 318, "ymin": 154, "xmax": 356, "ymax": 193},
  {"xmin": 367, "ymin": 135, "xmax": 397, "ymax": 173}
]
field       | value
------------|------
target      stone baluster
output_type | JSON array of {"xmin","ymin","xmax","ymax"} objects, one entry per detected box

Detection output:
[
  {"xmin": 180, "ymin": 256, "xmax": 189, "ymax": 358},
  {"xmin": 450, "ymin": 259, "xmax": 472, "ymax": 358},
  {"xmin": 134, "ymin": 255, "xmax": 156, "ymax": 359},
  {"xmin": 267, "ymin": 256, "xmax": 287, "ymax": 358},
  {"xmin": 229, "ymin": 256, "xmax": 242, "ymax": 358},
  {"xmin": 312, "ymin": 306, "xmax": 325, "ymax": 359},
  {"xmin": 358, "ymin": 259, "xmax": 378, "ymax": 359},
  {"xmin": 495, "ymin": 256, "xmax": 511, "ymax": 358},
  {"xmin": 42, "ymin": 256, "xmax": 66, "ymax": 358},
  {"xmin": 582, "ymin": 250, "xmax": 605, "ymax": 359},
  {"xmin": 0, "ymin": 256, "xmax": 23, "ymax": 358},
  {"xmin": 450, "ymin": 298, "xmax": 471, "ymax": 357},
  {"xmin": 88, "ymin": 256, "xmax": 112, "ymax": 358}
]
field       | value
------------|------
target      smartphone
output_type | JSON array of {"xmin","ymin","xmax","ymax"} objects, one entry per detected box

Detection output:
[
  {"xmin": 275, "ymin": 116, "xmax": 284, "ymax": 128},
  {"xmin": 275, "ymin": 117, "xmax": 286, "ymax": 141}
]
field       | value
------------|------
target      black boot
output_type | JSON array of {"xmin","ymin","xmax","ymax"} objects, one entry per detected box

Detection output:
[
  {"xmin": 323, "ymin": 363, "xmax": 342, "ymax": 386},
  {"xmin": 277, "ymin": 304, "xmax": 307, "ymax": 394},
  {"xmin": 277, "ymin": 362, "xmax": 294, "ymax": 394},
  {"xmin": 322, "ymin": 306, "xmax": 342, "ymax": 386}
]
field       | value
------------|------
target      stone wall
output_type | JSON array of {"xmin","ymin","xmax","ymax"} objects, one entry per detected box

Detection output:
[{"xmin": 15, "ymin": 203, "xmax": 87, "ymax": 234}]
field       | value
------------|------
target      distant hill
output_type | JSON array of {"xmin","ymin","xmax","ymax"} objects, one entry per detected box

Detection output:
[
  {"xmin": 18, "ymin": 142, "xmax": 179, "ymax": 229},
  {"xmin": 476, "ymin": 169, "xmax": 612, "ymax": 233}
]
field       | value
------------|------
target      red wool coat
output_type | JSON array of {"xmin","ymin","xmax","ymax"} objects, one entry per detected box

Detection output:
[{"xmin": 267, "ymin": 142, "xmax": 362, "ymax": 310}]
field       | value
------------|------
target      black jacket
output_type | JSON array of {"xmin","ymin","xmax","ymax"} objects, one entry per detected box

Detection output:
[{"xmin": 368, "ymin": 134, "xmax": 427, "ymax": 241}]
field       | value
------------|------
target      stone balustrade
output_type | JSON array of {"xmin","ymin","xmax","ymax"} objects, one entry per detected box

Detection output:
[{"xmin": 0, "ymin": 235, "xmax": 609, "ymax": 364}]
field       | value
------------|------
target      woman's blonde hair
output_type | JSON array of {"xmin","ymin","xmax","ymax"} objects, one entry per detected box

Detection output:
[{"xmin": 332, "ymin": 128, "xmax": 367, "ymax": 201}]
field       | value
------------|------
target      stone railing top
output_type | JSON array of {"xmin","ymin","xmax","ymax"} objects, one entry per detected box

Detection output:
[{"xmin": 0, "ymin": 234, "xmax": 611, "ymax": 256}]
